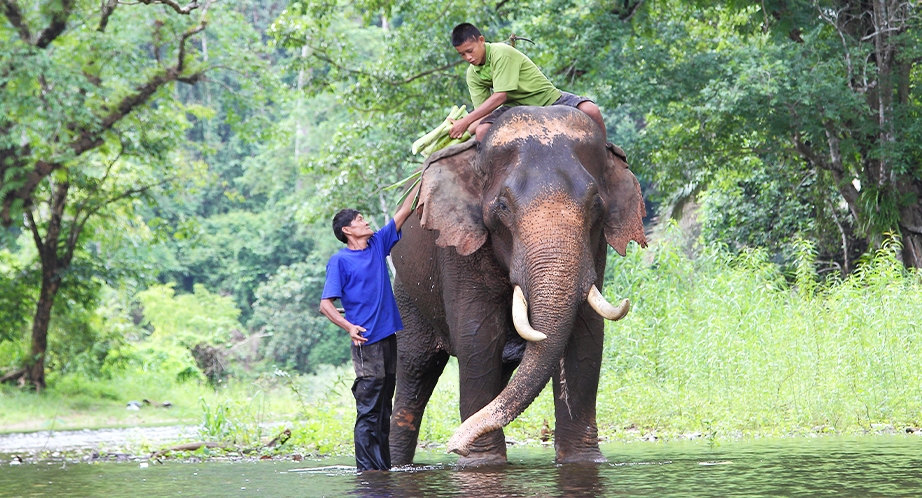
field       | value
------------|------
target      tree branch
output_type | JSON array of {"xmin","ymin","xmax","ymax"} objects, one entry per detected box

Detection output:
[
  {"xmin": 98, "ymin": 0, "xmax": 119, "ymax": 32},
  {"xmin": 65, "ymin": 175, "xmax": 176, "ymax": 267},
  {"xmin": 0, "ymin": 160, "xmax": 61, "ymax": 226},
  {"xmin": 177, "ymin": 16, "xmax": 208, "ymax": 73},
  {"xmin": 1, "ymin": 0, "xmax": 32, "ymax": 42},
  {"xmin": 137, "ymin": 0, "xmax": 203, "ymax": 15},
  {"xmin": 73, "ymin": 12, "xmax": 210, "ymax": 155},
  {"xmin": 44, "ymin": 180, "xmax": 70, "ymax": 267},
  {"xmin": 3, "ymin": 6, "xmax": 211, "ymax": 226},
  {"xmin": 25, "ymin": 208, "xmax": 44, "ymax": 261},
  {"xmin": 818, "ymin": 5, "xmax": 856, "ymax": 92},
  {"xmin": 35, "ymin": 0, "xmax": 75, "ymax": 49},
  {"xmin": 69, "ymin": 145, "xmax": 124, "ymax": 251},
  {"xmin": 300, "ymin": 40, "xmax": 463, "ymax": 86},
  {"xmin": 399, "ymin": 60, "xmax": 463, "ymax": 84},
  {"xmin": 613, "ymin": 0, "xmax": 645, "ymax": 22},
  {"xmin": 821, "ymin": 121, "xmax": 861, "ymax": 221}
]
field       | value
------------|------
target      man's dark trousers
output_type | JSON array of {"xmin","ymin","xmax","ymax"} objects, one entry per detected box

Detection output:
[{"xmin": 351, "ymin": 334, "xmax": 397, "ymax": 471}]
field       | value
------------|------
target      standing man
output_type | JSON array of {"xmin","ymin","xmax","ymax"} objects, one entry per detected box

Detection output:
[
  {"xmin": 448, "ymin": 22, "xmax": 607, "ymax": 142},
  {"xmin": 318, "ymin": 185, "xmax": 419, "ymax": 472}
]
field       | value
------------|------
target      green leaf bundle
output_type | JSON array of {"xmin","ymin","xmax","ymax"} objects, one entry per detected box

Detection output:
[{"xmin": 411, "ymin": 106, "xmax": 472, "ymax": 155}]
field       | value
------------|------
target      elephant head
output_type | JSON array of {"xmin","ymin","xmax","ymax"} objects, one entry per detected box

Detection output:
[{"xmin": 414, "ymin": 106, "xmax": 646, "ymax": 456}]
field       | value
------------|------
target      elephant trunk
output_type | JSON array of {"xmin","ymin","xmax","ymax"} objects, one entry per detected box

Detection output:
[{"xmin": 448, "ymin": 245, "xmax": 587, "ymax": 456}]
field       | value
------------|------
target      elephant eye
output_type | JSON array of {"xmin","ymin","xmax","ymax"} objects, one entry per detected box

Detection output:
[{"xmin": 496, "ymin": 198, "xmax": 509, "ymax": 211}]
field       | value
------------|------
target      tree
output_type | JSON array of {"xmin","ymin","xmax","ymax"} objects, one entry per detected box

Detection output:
[
  {"xmin": 0, "ymin": 0, "xmax": 267, "ymax": 389},
  {"xmin": 587, "ymin": 0, "xmax": 922, "ymax": 270}
]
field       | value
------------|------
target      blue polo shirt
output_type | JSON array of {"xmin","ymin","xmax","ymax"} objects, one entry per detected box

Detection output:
[{"xmin": 321, "ymin": 219, "xmax": 403, "ymax": 345}]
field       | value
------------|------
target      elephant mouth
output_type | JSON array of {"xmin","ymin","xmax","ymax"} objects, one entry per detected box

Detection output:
[{"xmin": 511, "ymin": 284, "xmax": 630, "ymax": 342}]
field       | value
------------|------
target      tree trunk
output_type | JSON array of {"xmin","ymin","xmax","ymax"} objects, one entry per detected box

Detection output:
[
  {"xmin": 27, "ymin": 275, "xmax": 60, "ymax": 391},
  {"xmin": 24, "ymin": 181, "xmax": 70, "ymax": 391},
  {"xmin": 898, "ymin": 179, "xmax": 922, "ymax": 268}
]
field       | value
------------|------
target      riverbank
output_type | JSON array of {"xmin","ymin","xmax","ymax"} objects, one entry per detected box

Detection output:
[{"xmin": 2, "ymin": 415, "xmax": 920, "ymax": 468}]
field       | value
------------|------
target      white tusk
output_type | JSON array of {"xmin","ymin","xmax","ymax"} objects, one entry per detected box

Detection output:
[
  {"xmin": 588, "ymin": 285, "xmax": 630, "ymax": 321},
  {"xmin": 512, "ymin": 286, "xmax": 547, "ymax": 342}
]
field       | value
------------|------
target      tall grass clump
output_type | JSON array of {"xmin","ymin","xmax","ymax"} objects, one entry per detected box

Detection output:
[{"xmin": 599, "ymin": 227, "xmax": 922, "ymax": 438}]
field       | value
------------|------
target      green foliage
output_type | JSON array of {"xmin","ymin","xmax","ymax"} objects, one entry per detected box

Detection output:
[
  {"xmin": 158, "ymin": 211, "xmax": 318, "ymax": 322},
  {"xmin": 250, "ymin": 259, "xmax": 348, "ymax": 373},
  {"xmin": 698, "ymin": 163, "xmax": 817, "ymax": 257},
  {"xmin": 0, "ymin": 250, "xmax": 35, "ymax": 344},
  {"xmin": 197, "ymin": 395, "xmax": 273, "ymax": 446},
  {"xmin": 127, "ymin": 283, "xmax": 243, "ymax": 383},
  {"xmin": 280, "ymin": 365, "xmax": 355, "ymax": 455},
  {"xmin": 138, "ymin": 284, "xmax": 241, "ymax": 348}
]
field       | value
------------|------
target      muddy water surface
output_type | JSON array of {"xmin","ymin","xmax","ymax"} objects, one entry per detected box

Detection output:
[{"xmin": 1, "ymin": 435, "xmax": 920, "ymax": 497}]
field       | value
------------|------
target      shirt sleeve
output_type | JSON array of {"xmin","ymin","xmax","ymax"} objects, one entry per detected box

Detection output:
[
  {"xmin": 491, "ymin": 51, "xmax": 522, "ymax": 93},
  {"xmin": 321, "ymin": 257, "xmax": 342, "ymax": 300},
  {"xmin": 466, "ymin": 68, "xmax": 492, "ymax": 108},
  {"xmin": 377, "ymin": 219, "xmax": 402, "ymax": 254}
]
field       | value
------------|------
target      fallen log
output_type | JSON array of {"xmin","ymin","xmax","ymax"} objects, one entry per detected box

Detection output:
[
  {"xmin": 0, "ymin": 369, "xmax": 26, "ymax": 386},
  {"xmin": 151, "ymin": 428, "xmax": 292, "ymax": 459},
  {"xmin": 151, "ymin": 441, "xmax": 228, "ymax": 458}
]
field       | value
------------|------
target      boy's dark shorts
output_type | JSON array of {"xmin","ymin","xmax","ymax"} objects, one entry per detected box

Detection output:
[{"xmin": 480, "ymin": 91, "xmax": 594, "ymax": 125}]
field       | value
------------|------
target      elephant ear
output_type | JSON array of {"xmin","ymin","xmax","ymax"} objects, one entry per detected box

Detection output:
[
  {"xmin": 417, "ymin": 140, "xmax": 486, "ymax": 256},
  {"xmin": 600, "ymin": 143, "xmax": 647, "ymax": 256}
]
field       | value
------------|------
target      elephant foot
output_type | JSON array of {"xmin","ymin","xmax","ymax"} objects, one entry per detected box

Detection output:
[
  {"xmin": 390, "ymin": 454, "xmax": 414, "ymax": 467},
  {"xmin": 555, "ymin": 447, "xmax": 607, "ymax": 464},
  {"xmin": 456, "ymin": 451, "xmax": 508, "ymax": 468}
]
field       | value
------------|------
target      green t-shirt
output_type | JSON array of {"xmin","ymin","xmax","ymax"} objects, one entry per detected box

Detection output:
[{"xmin": 466, "ymin": 42, "xmax": 561, "ymax": 108}]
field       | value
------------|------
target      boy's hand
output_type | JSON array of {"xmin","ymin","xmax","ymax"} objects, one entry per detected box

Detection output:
[
  {"xmin": 449, "ymin": 117, "xmax": 468, "ymax": 138},
  {"xmin": 348, "ymin": 324, "xmax": 368, "ymax": 346}
]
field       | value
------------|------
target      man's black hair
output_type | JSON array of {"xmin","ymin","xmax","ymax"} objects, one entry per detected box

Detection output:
[
  {"xmin": 452, "ymin": 23, "xmax": 482, "ymax": 47},
  {"xmin": 332, "ymin": 208, "xmax": 361, "ymax": 243}
]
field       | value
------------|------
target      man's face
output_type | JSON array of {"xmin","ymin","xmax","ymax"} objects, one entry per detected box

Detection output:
[
  {"xmin": 455, "ymin": 36, "xmax": 486, "ymax": 66},
  {"xmin": 343, "ymin": 213, "xmax": 373, "ymax": 239}
]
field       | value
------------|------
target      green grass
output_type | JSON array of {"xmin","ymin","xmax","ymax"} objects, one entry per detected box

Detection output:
[
  {"xmin": 0, "ymin": 369, "xmax": 303, "ymax": 435},
  {"xmin": 4, "ymin": 231, "xmax": 922, "ymax": 457},
  {"xmin": 595, "ymin": 230, "xmax": 922, "ymax": 439}
]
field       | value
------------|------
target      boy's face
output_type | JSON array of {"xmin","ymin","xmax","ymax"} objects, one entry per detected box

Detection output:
[{"xmin": 455, "ymin": 36, "xmax": 486, "ymax": 66}]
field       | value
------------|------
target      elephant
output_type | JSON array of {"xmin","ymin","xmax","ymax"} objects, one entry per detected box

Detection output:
[{"xmin": 389, "ymin": 105, "xmax": 647, "ymax": 467}]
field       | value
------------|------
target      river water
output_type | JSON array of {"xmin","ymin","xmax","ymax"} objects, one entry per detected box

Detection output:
[{"xmin": 1, "ymin": 435, "xmax": 920, "ymax": 497}]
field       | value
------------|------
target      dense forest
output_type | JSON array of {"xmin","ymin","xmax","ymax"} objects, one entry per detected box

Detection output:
[{"xmin": 1, "ymin": 0, "xmax": 920, "ymax": 395}]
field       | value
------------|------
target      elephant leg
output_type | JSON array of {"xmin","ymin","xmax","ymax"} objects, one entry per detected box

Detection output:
[
  {"xmin": 453, "ymin": 303, "xmax": 510, "ymax": 467},
  {"xmin": 390, "ymin": 282, "xmax": 449, "ymax": 466},
  {"xmin": 551, "ymin": 305, "xmax": 606, "ymax": 464}
]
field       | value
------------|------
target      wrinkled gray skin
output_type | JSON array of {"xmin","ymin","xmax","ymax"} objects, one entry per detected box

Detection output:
[{"xmin": 389, "ymin": 106, "xmax": 646, "ymax": 467}]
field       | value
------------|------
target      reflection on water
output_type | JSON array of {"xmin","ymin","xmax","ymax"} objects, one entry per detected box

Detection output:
[
  {"xmin": 1, "ymin": 435, "xmax": 921, "ymax": 497},
  {"xmin": 349, "ymin": 462, "xmax": 605, "ymax": 497}
]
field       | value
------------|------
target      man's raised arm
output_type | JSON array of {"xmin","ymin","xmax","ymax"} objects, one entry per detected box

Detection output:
[{"xmin": 392, "ymin": 181, "xmax": 422, "ymax": 232}]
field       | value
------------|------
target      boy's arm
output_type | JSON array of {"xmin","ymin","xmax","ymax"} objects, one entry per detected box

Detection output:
[
  {"xmin": 449, "ymin": 92, "xmax": 506, "ymax": 138},
  {"xmin": 392, "ymin": 181, "xmax": 422, "ymax": 232},
  {"xmin": 319, "ymin": 298, "xmax": 367, "ymax": 346}
]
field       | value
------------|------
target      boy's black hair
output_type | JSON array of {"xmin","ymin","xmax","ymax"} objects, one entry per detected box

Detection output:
[
  {"xmin": 332, "ymin": 208, "xmax": 361, "ymax": 243},
  {"xmin": 451, "ymin": 23, "xmax": 482, "ymax": 47}
]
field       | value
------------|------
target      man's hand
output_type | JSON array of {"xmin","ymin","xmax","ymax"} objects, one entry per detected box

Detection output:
[
  {"xmin": 320, "ymin": 298, "xmax": 369, "ymax": 346},
  {"xmin": 448, "ymin": 117, "xmax": 469, "ymax": 138},
  {"xmin": 348, "ymin": 324, "xmax": 368, "ymax": 346},
  {"xmin": 450, "ymin": 92, "xmax": 506, "ymax": 139}
]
